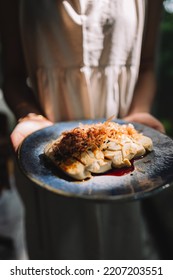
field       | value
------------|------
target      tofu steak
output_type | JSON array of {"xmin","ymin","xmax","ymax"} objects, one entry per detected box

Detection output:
[{"xmin": 44, "ymin": 121, "xmax": 153, "ymax": 180}]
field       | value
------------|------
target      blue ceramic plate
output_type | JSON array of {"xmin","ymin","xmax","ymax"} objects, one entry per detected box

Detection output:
[{"xmin": 18, "ymin": 119, "xmax": 173, "ymax": 202}]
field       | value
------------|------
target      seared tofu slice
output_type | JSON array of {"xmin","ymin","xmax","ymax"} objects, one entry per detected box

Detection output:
[{"xmin": 59, "ymin": 158, "xmax": 91, "ymax": 180}]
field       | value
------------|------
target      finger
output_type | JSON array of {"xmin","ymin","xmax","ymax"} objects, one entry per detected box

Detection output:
[
  {"xmin": 124, "ymin": 114, "xmax": 165, "ymax": 133},
  {"xmin": 10, "ymin": 130, "xmax": 26, "ymax": 152},
  {"xmin": 152, "ymin": 122, "xmax": 165, "ymax": 134}
]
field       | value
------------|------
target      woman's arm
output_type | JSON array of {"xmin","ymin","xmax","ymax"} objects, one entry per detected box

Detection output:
[
  {"xmin": 0, "ymin": 1, "xmax": 53, "ymax": 151},
  {"xmin": 0, "ymin": 0, "xmax": 43, "ymax": 119},
  {"xmin": 125, "ymin": 0, "xmax": 165, "ymax": 133}
]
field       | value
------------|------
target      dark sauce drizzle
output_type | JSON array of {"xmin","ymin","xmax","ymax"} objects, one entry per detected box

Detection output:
[
  {"xmin": 99, "ymin": 155, "xmax": 145, "ymax": 177},
  {"xmin": 104, "ymin": 163, "xmax": 134, "ymax": 176}
]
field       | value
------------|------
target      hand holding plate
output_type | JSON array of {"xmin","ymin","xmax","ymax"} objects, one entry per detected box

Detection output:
[{"xmin": 11, "ymin": 113, "xmax": 53, "ymax": 152}]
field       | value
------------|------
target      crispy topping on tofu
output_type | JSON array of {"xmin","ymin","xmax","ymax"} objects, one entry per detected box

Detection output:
[{"xmin": 44, "ymin": 121, "xmax": 153, "ymax": 180}]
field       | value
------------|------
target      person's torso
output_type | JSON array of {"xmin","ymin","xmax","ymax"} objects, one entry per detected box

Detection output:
[{"xmin": 20, "ymin": 0, "xmax": 146, "ymax": 122}]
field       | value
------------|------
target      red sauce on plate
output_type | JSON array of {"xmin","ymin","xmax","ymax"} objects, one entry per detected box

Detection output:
[
  {"xmin": 104, "ymin": 163, "xmax": 134, "ymax": 176},
  {"xmin": 102, "ymin": 155, "xmax": 144, "ymax": 177}
]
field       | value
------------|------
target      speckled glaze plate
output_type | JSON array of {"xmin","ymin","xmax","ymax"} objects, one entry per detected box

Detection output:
[{"xmin": 18, "ymin": 119, "xmax": 173, "ymax": 202}]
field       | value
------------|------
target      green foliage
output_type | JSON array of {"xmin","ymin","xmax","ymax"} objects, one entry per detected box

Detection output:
[{"xmin": 156, "ymin": 9, "xmax": 173, "ymax": 136}]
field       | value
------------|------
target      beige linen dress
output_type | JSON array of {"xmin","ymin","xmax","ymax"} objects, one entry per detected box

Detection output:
[
  {"xmin": 21, "ymin": 0, "xmax": 145, "ymax": 122},
  {"xmin": 16, "ymin": 0, "xmax": 159, "ymax": 259}
]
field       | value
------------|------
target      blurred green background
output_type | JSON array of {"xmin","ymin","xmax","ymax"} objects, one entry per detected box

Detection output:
[{"xmin": 156, "ymin": 0, "xmax": 173, "ymax": 137}]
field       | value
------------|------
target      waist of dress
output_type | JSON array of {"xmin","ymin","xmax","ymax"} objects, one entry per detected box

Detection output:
[{"xmin": 36, "ymin": 64, "xmax": 136, "ymax": 71}]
